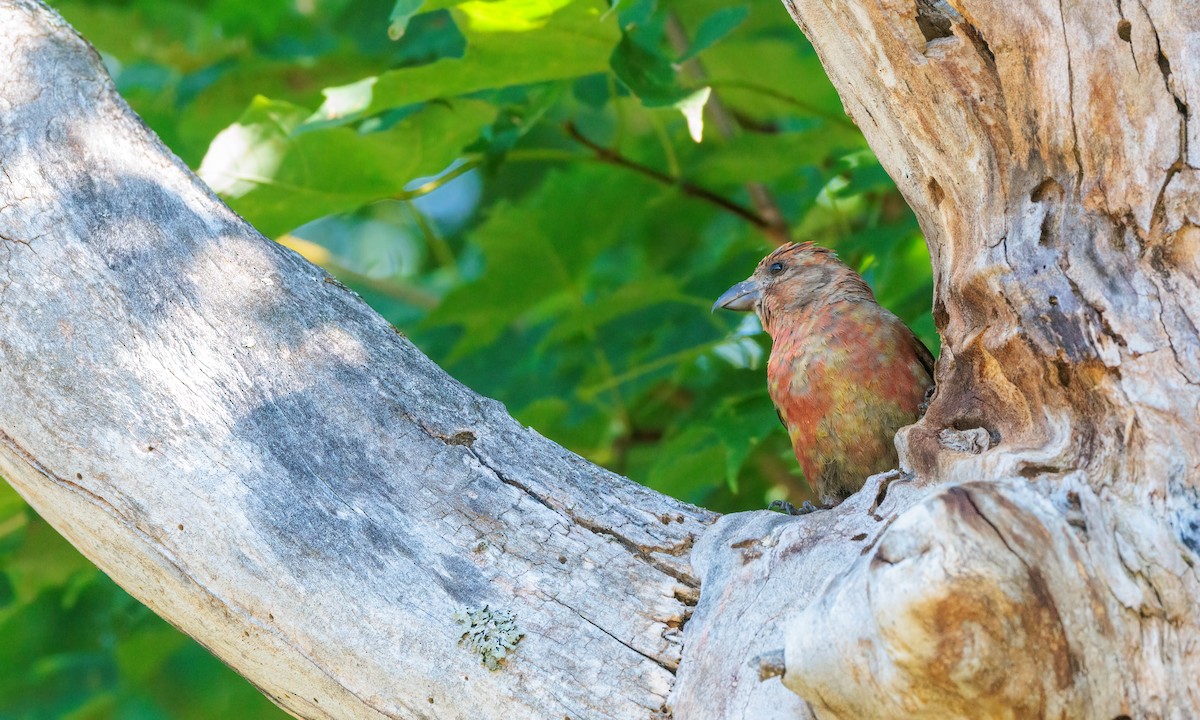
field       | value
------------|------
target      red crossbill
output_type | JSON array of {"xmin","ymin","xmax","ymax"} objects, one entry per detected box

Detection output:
[{"xmin": 715, "ymin": 242, "xmax": 935, "ymax": 509}]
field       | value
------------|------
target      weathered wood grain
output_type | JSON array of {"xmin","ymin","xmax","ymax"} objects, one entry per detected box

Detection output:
[
  {"xmin": 764, "ymin": 0, "xmax": 1200, "ymax": 715},
  {"xmin": 4, "ymin": 0, "xmax": 1200, "ymax": 717},
  {"xmin": 0, "ymin": 3, "xmax": 716, "ymax": 717}
]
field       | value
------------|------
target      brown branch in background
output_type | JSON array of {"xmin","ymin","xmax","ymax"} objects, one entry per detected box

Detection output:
[
  {"xmin": 665, "ymin": 13, "xmax": 792, "ymax": 246},
  {"xmin": 564, "ymin": 121, "xmax": 771, "ymax": 231}
]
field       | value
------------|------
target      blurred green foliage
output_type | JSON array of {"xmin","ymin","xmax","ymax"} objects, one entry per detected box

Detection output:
[{"xmin": 2, "ymin": 0, "xmax": 935, "ymax": 716}]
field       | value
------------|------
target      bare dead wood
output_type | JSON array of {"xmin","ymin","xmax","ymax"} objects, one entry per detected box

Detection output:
[
  {"xmin": 3, "ymin": 0, "xmax": 1200, "ymax": 718},
  {"xmin": 739, "ymin": 0, "xmax": 1200, "ymax": 715},
  {"xmin": 0, "ymin": 3, "xmax": 716, "ymax": 718}
]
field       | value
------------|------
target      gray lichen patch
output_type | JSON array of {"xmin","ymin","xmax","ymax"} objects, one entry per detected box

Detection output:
[{"xmin": 453, "ymin": 605, "xmax": 524, "ymax": 670}]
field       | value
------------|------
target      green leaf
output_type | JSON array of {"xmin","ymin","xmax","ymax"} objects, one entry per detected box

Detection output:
[
  {"xmin": 687, "ymin": 127, "xmax": 864, "ymax": 186},
  {"xmin": 613, "ymin": 0, "xmax": 656, "ymax": 27},
  {"xmin": 426, "ymin": 199, "xmax": 571, "ymax": 360},
  {"xmin": 543, "ymin": 278, "xmax": 684, "ymax": 344},
  {"xmin": 834, "ymin": 151, "xmax": 895, "ymax": 196},
  {"xmin": 678, "ymin": 5, "xmax": 748, "ymax": 62},
  {"xmin": 609, "ymin": 29, "xmax": 691, "ymax": 106},
  {"xmin": 711, "ymin": 394, "xmax": 782, "ymax": 487},
  {"xmin": 314, "ymin": 0, "xmax": 619, "ymax": 120},
  {"xmin": 199, "ymin": 97, "xmax": 496, "ymax": 237},
  {"xmin": 572, "ymin": 73, "xmax": 611, "ymax": 108},
  {"xmin": 0, "ymin": 572, "xmax": 14, "ymax": 609},
  {"xmin": 388, "ymin": 0, "xmax": 427, "ymax": 39},
  {"xmin": 674, "ymin": 86, "xmax": 710, "ymax": 142},
  {"xmin": 426, "ymin": 164, "xmax": 660, "ymax": 359},
  {"xmin": 469, "ymin": 82, "xmax": 567, "ymax": 163},
  {"xmin": 645, "ymin": 426, "xmax": 724, "ymax": 502},
  {"xmin": 703, "ymin": 37, "xmax": 847, "ymax": 121}
]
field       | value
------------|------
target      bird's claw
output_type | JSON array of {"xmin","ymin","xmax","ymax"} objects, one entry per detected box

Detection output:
[
  {"xmin": 767, "ymin": 500, "xmax": 821, "ymax": 516},
  {"xmin": 918, "ymin": 384, "xmax": 937, "ymax": 416}
]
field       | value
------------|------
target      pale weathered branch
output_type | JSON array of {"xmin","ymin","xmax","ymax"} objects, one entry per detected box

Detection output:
[
  {"xmin": 0, "ymin": 3, "xmax": 716, "ymax": 718},
  {"xmin": 3, "ymin": 0, "xmax": 1200, "ymax": 718}
]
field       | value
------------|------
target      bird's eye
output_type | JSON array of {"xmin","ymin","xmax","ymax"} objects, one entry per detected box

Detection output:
[{"xmin": 768, "ymin": 262, "xmax": 785, "ymax": 275}]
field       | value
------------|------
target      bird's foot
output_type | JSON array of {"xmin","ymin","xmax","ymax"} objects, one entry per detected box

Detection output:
[
  {"xmin": 918, "ymin": 384, "xmax": 937, "ymax": 416},
  {"xmin": 767, "ymin": 500, "xmax": 822, "ymax": 516}
]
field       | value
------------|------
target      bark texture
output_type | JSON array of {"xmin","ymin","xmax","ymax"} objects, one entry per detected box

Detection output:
[
  {"xmin": 758, "ymin": 0, "xmax": 1200, "ymax": 716},
  {"xmin": 0, "ymin": 4, "xmax": 715, "ymax": 718},
  {"xmin": 3, "ymin": 0, "xmax": 1200, "ymax": 718}
]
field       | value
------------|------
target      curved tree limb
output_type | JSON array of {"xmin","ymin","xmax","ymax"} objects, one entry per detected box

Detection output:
[
  {"xmin": 0, "ymin": 3, "xmax": 715, "ymax": 717},
  {"xmin": 4, "ymin": 0, "xmax": 1200, "ymax": 718}
]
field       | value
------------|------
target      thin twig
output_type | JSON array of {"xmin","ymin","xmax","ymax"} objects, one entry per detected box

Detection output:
[
  {"xmin": 405, "ymin": 201, "xmax": 458, "ymax": 280},
  {"xmin": 563, "ymin": 122, "xmax": 770, "ymax": 231},
  {"xmin": 392, "ymin": 160, "xmax": 479, "ymax": 201},
  {"xmin": 705, "ymin": 79, "xmax": 858, "ymax": 129},
  {"xmin": 665, "ymin": 13, "xmax": 792, "ymax": 245}
]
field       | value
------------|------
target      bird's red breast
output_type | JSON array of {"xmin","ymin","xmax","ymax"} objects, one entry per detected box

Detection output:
[
  {"xmin": 766, "ymin": 299, "xmax": 933, "ymax": 503},
  {"xmin": 715, "ymin": 242, "xmax": 935, "ymax": 505}
]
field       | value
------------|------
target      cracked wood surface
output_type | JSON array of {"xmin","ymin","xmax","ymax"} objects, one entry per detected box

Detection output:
[
  {"xmin": 732, "ymin": 0, "xmax": 1200, "ymax": 716},
  {"xmin": 0, "ymin": 3, "xmax": 715, "ymax": 718},
  {"xmin": 6, "ymin": 0, "xmax": 1200, "ymax": 718}
]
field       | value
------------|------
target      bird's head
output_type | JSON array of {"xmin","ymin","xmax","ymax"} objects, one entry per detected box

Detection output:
[{"xmin": 712, "ymin": 242, "xmax": 874, "ymax": 332}]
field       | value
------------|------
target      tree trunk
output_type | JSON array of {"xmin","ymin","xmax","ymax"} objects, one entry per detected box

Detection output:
[
  {"xmin": 0, "ymin": 1, "xmax": 1196, "ymax": 720},
  {"xmin": 760, "ymin": 0, "xmax": 1200, "ymax": 716}
]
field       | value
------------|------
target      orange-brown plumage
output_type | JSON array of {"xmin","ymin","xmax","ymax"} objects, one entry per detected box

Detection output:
[{"xmin": 715, "ymin": 242, "xmax": 935, "ymax": 505}]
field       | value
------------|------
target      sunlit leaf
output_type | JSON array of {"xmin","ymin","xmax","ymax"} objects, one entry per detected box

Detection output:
[
  {"xmin": 609, "ymin": 29, "xmax": 690, "ymax": 106},
  {"xmin": 677, "ymin": 5, "xmax": 748, "ymax": 62},
  {"xmin": 456, "ymin": 0, "xmax": 573, "ymax": 32},
  {"xmin": 198, "ymin": 96, "xmax": 309, "ymax": 198},
  {"xmin": 314, "ymin": 0, "xmax": 618, "ymax": 119},
  {"xmin": 675, "ymin": 86, "xmax": 710, "ymax": 142},
  {"xmin": 200, "ymin": 97, "xmax": 496, "ymax": 237},
  {"xmin": 389, "ymin": 0, "xmax": 427, "ymax": 39}
]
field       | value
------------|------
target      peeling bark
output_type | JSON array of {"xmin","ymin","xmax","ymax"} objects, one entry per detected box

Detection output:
[
  {"xmin": 751, "ymin": 0, "xmax": 1200, "ymax": 715},
  {"xmin": 3, "ymin": 0, "xmax": 1200, "ymax": 718}
]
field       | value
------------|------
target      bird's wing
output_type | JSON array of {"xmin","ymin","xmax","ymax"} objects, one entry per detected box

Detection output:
[{"xmin": 911, "ymin": 330, "xmax": 937, "ymax": 379}]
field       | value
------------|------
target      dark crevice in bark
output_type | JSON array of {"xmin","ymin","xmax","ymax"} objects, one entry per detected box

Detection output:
[
  {"xmin": 957, "ymin": 21, "xmax": 996, "ymax": 66},
  {"xmin": 1136, "ymin": 0, "xmax": 1189, "ymax": 161},
  {"xmin": 1018, "ymin": 463, "xmax": 1066, "ymax": 478},
  {"xmin": 463, "ymin": 443, "xmax": 702, "ymax": 588},
  {"xmin": 914, "ymin": 0, "xmax": 959, "ymax": 42},
  {"xmin": 1039, "ymin": 211, "xmax": 1059, "ymax": 247},
  {"xmin": 1031, "ymin": 177, "xmax": 1064, "ymax": 203},
  {"xmin": 1152, "ymin": 161, "xmax": 1184, "ymax": 228},
  {"xmin": 556, "ymin": 596, "xmax": 679, "ymax": 675},
  {"xmin": 870, "ymin": 470, "xmax": 901, "ymax": 513},
  {"xmin": 1116, "ymin": 19, "xmax": 1132, "ymax": 43},
  {"xmin": 1154, "ymin": 39, "xmax": 1172, "ymax": 92},
  {"xmin": 1056, "ymin": 0, "xmax": 1085, "ymax": 190},
  {"xmin": 927, "ymin": 178, "xmax": 944, "ymax": 206},
  {"xmin": 1114, "ymin": 0, "xmax": 1138, "ymax": 72},
  {"xmin": 953, "ymin": 487, "xmax": 1080, "ymax": 681}
]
